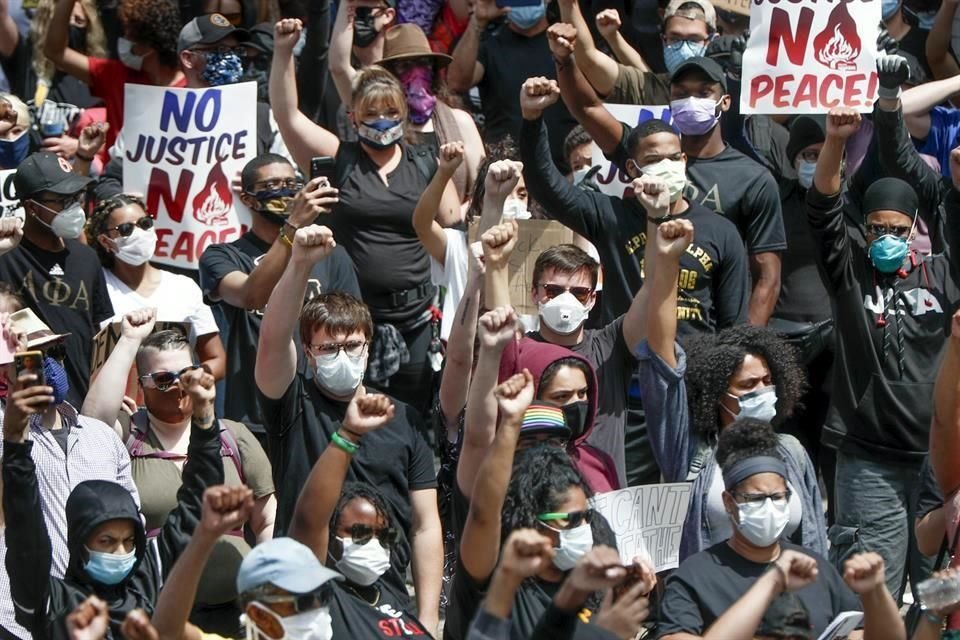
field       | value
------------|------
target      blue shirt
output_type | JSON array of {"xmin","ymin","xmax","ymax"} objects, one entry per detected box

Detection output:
[{"xmin": 916, "ymin": 105, "xmax": 960, "ymax": 177}]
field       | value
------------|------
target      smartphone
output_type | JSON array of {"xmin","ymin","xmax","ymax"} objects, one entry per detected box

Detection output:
[
  {"xmin": 14, "ymin": 351, "xmax": 45, "ymax": 387},
  {"xmin": 310, "ymin": 156, "xmax": 336, "ymax": 186}
]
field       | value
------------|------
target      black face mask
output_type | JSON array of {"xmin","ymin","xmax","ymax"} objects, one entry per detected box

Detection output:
[
  {"xmin": 562, "ymin": 401, "xmax": 589, "ymax": 440},
  {"xmin": 242, "ymin": 57, "xmax": 270, "ymax": 103},
  {"xmin": 354, "ymin": 8, "xmax": 380, "ymax": 48},
  {"xmin": 68, "ymin": 25, "xmax": 87, "ymax": 51}
]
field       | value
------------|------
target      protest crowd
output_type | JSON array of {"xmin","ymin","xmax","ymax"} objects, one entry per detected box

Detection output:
[{"xmin": 7, "ymin": 0, "xmax": 960, "ymax": 637}]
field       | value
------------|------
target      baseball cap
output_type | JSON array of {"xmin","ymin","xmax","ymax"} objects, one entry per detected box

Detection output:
[
  {"xmin": 237, "ymin": 537, "xmax": 343, "ymax": 596},
  {"xmin": 520, "ymin": 402, "xmax": 572, "ymax": 440},
  {"xmin": 664, "ymin": 0, "xmax": 717, "ymax": 32},
  {"xmin": 756, "ymin": 593, "xmax": 814, "ymax": 640},
  {"xmin": 14, "ymin": 151, "xmax": 92, "ymax": 199},
  {"xmin": 670, "ymin": 56, "xmax": 727, "ymax": 91},
  {"xmin": 245, "ymin": 22, "xmax": 274, "ymax": 55},
  {"xmin": 178, "ymin": 13, "xmax": 250, "ymax": 54}
]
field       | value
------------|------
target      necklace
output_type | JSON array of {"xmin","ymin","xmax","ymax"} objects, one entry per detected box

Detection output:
[{"xmin": 348, "ymin": 584, "xmax": 381, "ymax": 607}]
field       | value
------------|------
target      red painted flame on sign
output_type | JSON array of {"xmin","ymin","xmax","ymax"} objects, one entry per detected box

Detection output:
[
  {"xmin": 813, "ymin": 2, "xmax": 861, "ymax": 71},
  {"xmin": 191, "ymin": 162, "xmax": 232, "ymax": 226}
]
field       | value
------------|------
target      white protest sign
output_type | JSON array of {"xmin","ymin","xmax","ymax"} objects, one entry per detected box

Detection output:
[
  {"xmin": 0, "ymin": 169, "xmax": 23, "ymax": 219},
  {"xmin": 590, "ymin": 104, "xmax": 672, "ymax": 199},
  {"xmin": 741, "ymin": 0, "xmax": 881, "ymax": 114},
  {"xmin": 590, "ymin": 483, "xmax": 692, "ymax": 572},
  {"xmin": 122, "ymin": 82, "xmax": 256, "ymax": 269}
]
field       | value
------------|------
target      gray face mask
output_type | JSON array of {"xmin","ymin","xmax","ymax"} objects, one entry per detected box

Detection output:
[{"xmin": 314, "ymin": 351, "xmax": 366, "ymax": 396}]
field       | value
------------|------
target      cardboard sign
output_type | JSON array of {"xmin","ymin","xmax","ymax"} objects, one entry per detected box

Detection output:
[
  {"xmin": 90, "ymin": 320, "xmax": 190, "ymax": 375},
  {"xmin": 590, "ymin": 483, "xmax": 692, "ymax": 572},
  {"xmin": 711, "ymin": 0, "xmax": 750, "ymax": 16},
  {"xmin": 590, "ymin": 104, "xmax": 672, "ymax": 199},
  {"xmin": 122, "ymin": 83, "xmax": 256, "ymax": 270},
  {"xmin": 741, "ymin": 0, "xmax": 881, "ymax": 114},
  {"xmin": 0, "ymin": 169, "xmax": 23, "ymax": 219}
]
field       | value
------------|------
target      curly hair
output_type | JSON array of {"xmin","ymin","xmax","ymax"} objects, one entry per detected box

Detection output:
[
  {"xmin": 331, "ymin": 481, "xmax": 396, "ymax": 532},
  {"xmin": 466, "ymin": 136, "xmax": 519, "ymax": 224},
  {"xmin": 502, "ymin": 444, "xmax": 591, "ymax": 537},
  {"xmin": 118, "ymin": 0, "xmax": 182, "ymax": 69},
  {"xmin": 85, "ymin": 193, "xmax": 148, "ymax": 269},
  {"xmin": 681, "ymin": 325, "xmax": 806, "ymax": 438},
  {"xmin": 715, "ymin": 418, "xmax": 782, "ymax": 470}
]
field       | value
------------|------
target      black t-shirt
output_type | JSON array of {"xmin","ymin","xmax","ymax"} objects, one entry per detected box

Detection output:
[
  {"xmin": 609, "ymin": 124, "xmax": 787, "ymax": 255},
  {"xmin": 477, "ymin": 27, "xmax": 577, "ymax": 171},
  {"xmin": 657, "ymin": 542, "xmax": 862, "ymax": 638},
  {"xmin": 198, "ymin": 231, "xmax": 361, "ymax": 435},
  {"xmin": 330, "ymin": 578, "xmax": 432, "ymax": 639},
  {"xmin": 0, "ymin": 238, "xmax": 113, "ymax": 405},
  {"xmin": 773, "ymin": 181, "xmax": 832, "ymax": 323},
  {"xmin": 329, "ymin": 142, "xmax": 433, "ymax": 322}
]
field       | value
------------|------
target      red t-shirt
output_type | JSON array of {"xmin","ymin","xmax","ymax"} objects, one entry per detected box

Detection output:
[{"xmin": 87, "ymin": 57, "xmax": 187, "ymax": 163}]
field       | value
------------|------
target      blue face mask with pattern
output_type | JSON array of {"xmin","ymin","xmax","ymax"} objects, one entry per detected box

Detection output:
[
  {"xmin": 663, "ymin": 40, "xmax": 707, "ymax": 73},
  {"xmin": 43, "ymin": 356, "xmax": 69, "ymax": 406},
  {"xmin": 202, "ymin": 50, "xmax": 243, "ymax": 87}
]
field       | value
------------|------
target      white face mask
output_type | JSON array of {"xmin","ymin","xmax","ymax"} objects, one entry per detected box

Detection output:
[
  {"xmin": 733, "ymin": 495, "xmax": 790, "ymax": 547},
  {"xmin": 638, "ymin": 158, "xmax": 687, "ymax": 203},
  {"xmin": 35, "ymin": 201, "xmax": 86, "ymax": 239},
  {"xmin": 314, "ymin": 351, "xmax": 366, "ymax": 396},
  {"xmin": 243, "ymin": 605, "xmax": 334, "ymax": 640},
  {"xmin": 571, "ymin": 167, "xmax": 591, "ymax": 185},
  {"xmin": 117, "ymin": 37, "xmax": 145, "ymax": 71},
  {"xmin": 539, "ymin": 291, "xmax": 588, "ymax": 335},
  {"xmin": 335, "ymin": 536, "xmax": 392, "ymax": 586},
  {"xmin": 725, "ymin": 385, "xmax": 778, "ymax": 423},
  {"xmin": 501, "ymin": 197, "xmax": 531, "ymax": 220},
  {"xmin": 112, "ymin": 227, "xmax": 157, "ymax": 266},
  {"xmin": 552, "ymin": 523, "xmax": 593, "ymax": 571}
]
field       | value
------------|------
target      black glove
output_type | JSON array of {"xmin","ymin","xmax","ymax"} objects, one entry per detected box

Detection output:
[
  {"xmin": 729, "ymin": 30, "xmax": 750, "ymax": 80},
  {"xmin": 877, "ymin": 26, "xmax": 899, "ymax": 55},
  {"xmin": 876, "ymin": 53, "xmax": 910, "ymax": 99}
]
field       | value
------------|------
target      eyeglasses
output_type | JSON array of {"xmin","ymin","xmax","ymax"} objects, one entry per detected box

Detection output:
[
  {"xmin": 108, "ymin": 216, "xmax": 154, "ymax": 237},
  {"xmin": 309, "ymin": 340, "xmax": 368, "ymax": 359},
  {"xmin": 731, "ymin": 490, "xmax": 792, "ymax": 506},
  {"xmin": 256, "ymin": 586, "xmax": 332, "ymax": 614},
  {"xmin": 538, "ymin": 284, "xmax": 593, "ymax": 304},
  {"xmin": 139, "ymin": 364, "xmax": 201, "ymax": 391},
  {"xmin": 866, "ymin": 223, "xmax": 912, "ymax": 238},
  {"xmin": 251, "ymin": 178, "xmax": 302, "ymax": 192},
  {"xmin": 537, "ymin": 509, "xmax": 594, "ymax": 530},
  {"xmin": 341, "ymin": 523, "xmax": 399, "ymax": 547},
  {"xmin": 663, "ymin": 35, "xmax": 710, "ymax": 45}
]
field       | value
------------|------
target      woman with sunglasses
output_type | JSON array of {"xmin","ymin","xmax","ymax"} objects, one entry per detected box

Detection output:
[
  {"xmin": 289, "ymin": 391, "xmax": 433, "ymax": 637},
  {"xmin": 635, "ymin": 209, "xmax": 825, "ymax": 561},
  {"xmin": 86, "ymin": 194, "xmax": 226, "ymax": 381}
]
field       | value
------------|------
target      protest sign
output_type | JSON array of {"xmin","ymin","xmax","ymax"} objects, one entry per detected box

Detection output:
[
  {"xmin": 590, "ymin": 483, "xmax": 692, "ymax": 571},
  {"xmin": 741, "ymin": 0, "xmax": 881, "ymax": 114},
  {"xmin": 590, "ymin": 104, "xmax": 672, "ymax": 199},
  {"xmin": 0, "ymin": 169, "xmax": 23, "ymax": 219},
  {"xmin": 122, "ymin": 82, "xmax": 257, "ymax": 269}
]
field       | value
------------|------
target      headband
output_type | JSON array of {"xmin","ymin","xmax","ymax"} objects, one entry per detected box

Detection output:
[{"xmin": 722, "ymin": 455, "xmax": 787, "ymax": 491}]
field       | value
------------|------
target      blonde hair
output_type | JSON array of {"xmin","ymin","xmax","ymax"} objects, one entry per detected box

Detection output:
[
  {"xmin": 350, "ymin": 65, "xmax": 407, "ymax": 122},
  {"xmin": 0, "ymin": 94, "xmax": 30, "ymax": 128},
  {"xmin": 31, "ymin": 0, "xmax": 107, "ymax": 84}
]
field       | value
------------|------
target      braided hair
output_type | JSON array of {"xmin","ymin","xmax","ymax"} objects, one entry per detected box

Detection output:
[
  {"xmin": 331, "ymin": 481, "xmax": 395, "ymax": 533},
  {"xmin": 85, "ymin": 194, "xmax": 148, "ymax": 269}
]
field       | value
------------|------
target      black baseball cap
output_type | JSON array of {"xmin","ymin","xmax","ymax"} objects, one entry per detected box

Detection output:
[
  {"xmin": 14, "ymin": 151, "xmax": 92, "ymax": 199},
  {"xmin": 246, "ymin": 22, "xmax": 274, "ymax": 54},
  {"xmin": 756, "ymin": 593, "xmax": 814, "ymax": 640},
  {"xmin": 671, "ymin": 56, "xmax": 728, "ymax": 91},
  {"xmin": 178, "ymin": 13, "xmax": 250, "ymax": 54}
]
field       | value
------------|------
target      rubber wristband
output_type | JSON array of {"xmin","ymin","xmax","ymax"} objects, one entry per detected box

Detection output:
[{"xmin": 331, "ymin": 431, "xmax": 359, "ymax": 454}]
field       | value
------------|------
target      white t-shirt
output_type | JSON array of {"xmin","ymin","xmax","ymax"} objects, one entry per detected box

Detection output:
[
  {"xmin": 101, "ymin": 268, "xmax": 219, "ymax": 345},
  {"xmin": 429, "ymin": 228, "xmax": 468, "ymax": 342}
]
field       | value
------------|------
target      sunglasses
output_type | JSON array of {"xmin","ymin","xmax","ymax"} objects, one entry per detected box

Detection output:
[
  {"xmin": 536, "ymin": 509, "xmax": 594, "ymax": 530},
  {"xmin": 341, "ymin": 523, "xmax": 399, "ymax": 547},
  {"xmin": 108, "ymin": 216, "xmax": 154, "ymax": 237},
  {"xmin": 538, "ymin": 284, "xmax": 593, "ymax": 304},
  {"xmin": 866, "ymin": 223, "xmax": 912, "ymax": 238},
  {"xmin": 256, "ymin": 585, "xmax": 332, "ymax": 614},
  {"xmin": 139, "ymin": 364, "xmax": 201, "ymax": 391},
  {"xmin": 731, "ymin": 490, "xmax": 792, "ymax": 506}
]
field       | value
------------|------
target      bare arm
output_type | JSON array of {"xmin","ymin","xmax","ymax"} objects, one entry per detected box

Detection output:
[
  {"xmin": 410, "ymin": 488, "xmax": 443, "ymax": 631},
  {"xmin": 269, "ymin": 19, "xmax": 340, "ymax": 174},
  {"xmin": 555, "ymin": 0, "xmax": 619, "ymax": 96},
  {"xmin": 747, "ymin": 253, "xmax": 780, "ymax": 326},
  {"xmin": 250, "ymin": 494, "xmax": 277, "ymax": 543},
  {"xmin": 915, "ymin": 507, "xmax": 946, "ymax": 557},
  {"xmin": 452, "ymin": 108, "xmax": 486, "ymax": 201},
  {"xmin": 597, "ymin": 10, "xmax": 649, "ymax": 71},
  {"xmin": 702, "ymin": 571, "xmax": 783, "ymax": 640},
  {"xmin": 926, "ymin": 0, "xmax": 960, "ymax": 82},
  {"xmin": 931, "ymin": 312, "xmax": 960, "ymax": 496},
  {"xmin": 901, "ymin": 74, "xmax": 960, "ymax": 139},
  {"xmin": 0, "ymin": 0, "xmax": 18, "ymax": 59},
  {"xmin": 194, "ymin": 333, "xmax": 226, "ymax": 381},
  {"xmin": 328, "ymin": 0, "xmax": 359, "ymax": 106},
  {"xmin": 413, "ymin": 144, "xmax": 462, "ymax": 264},
  {"xmin": 44, "ymin": 0, "xmax": 92, "ymax": 85},
  {"xmin": 447, "ymin": 14, "xmax": 490, "ymax": 92},
  {"xmin": 438, "ymin": 245, "xmax": 483, "ymax": 429}
]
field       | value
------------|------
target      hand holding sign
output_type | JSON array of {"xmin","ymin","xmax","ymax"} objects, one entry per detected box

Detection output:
[
  {"xmin": 0, "ymin": 216, "xmax": 23, "ymax": 256},
  {"xmin": 595, "ymin": 10, "xmax": 621, "ymax": 38},
  {"xmin": 494, "ymin": 369, "xmax": 535, "ymax": 422},
  {"xmin": 655, "ymin": 218, "xmax": 694, "ymax": 259},
  {"xmin": 842, "ymin": 552, "xmax": 886, "ymax": 595},
  {"xmin": 825, "ymin": 108, "xmax": 862, "ymax": 140},
  {"xmin": 547, "ymin": 23, "xmax": 577, "ymax": 61},
  {"xmin": 481, "ymin": 219, "xmax": 518, "ymax": 269},
  {"xmin": 290, "ymin": 178, "xmax": 339, "ymax": 227},
  {"xmin": 632, "ymin": 175, "xmax": 671, "ymax": 217},
  {"xmin": 438, "ymin": 142, "xmax": 465, "ymax": 177},
  {"xmin": 291, "ymin": 224, "xmax": 336, "ymax": 266},
  {"xmin": 499, "ymin": 529, "xmax": 554, "ymax": 580},
  {"xmin": 520, "ymin": 77, "xmax": 560, "ymax": 121},
  {"xmin": 274, "ymin": 18, "xmax": 303, "ymax": 54}
]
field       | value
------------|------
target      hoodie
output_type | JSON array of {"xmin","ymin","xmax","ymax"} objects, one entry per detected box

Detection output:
[
  {"xmin": 498, "ymin": 337, "xmax": 620, "ymax": 493},
  {"xmin": 2, "ymin": 421, "xmax": 223, "ymax": 639}
]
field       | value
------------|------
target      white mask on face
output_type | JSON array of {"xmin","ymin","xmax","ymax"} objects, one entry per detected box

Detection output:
[
  {"xmin": 571, "ymin": 167, "xmax": 591, "ymax": 185},
  {"xmin": 243, "ymin": 604, "xmax": 334, "ymax": 640},
  {"xmin": 112, "ymin": 227, "xmax": 157, "ymax": 265},
  {"xmin": 638, "ymin": 158, "xmax": 687, "ymax": 203},
  {"xmin": 35, "ymin": 200, "xmax": 86, "ymax": 239},
  {"xmin": 732, "ymin": 495, "xmax": 790, "ymax": 547},
  {"xmin": 552, "ymin": 523, "xmax": 594, "ymax": 571},
  {"xmin": 501, "ymin": 197, "xmax": 531, "ymax": 220},
  {"xmin": 314, "ymin": 351, "xmax": 366, "ymax": 396},
  {"xmin": 335, "ymin": 536, "xmax": 392, "ymax": 586},
  {"xmin": 724, "ymin": 385, "xmax": 778, "ymax": 423},
  {"xmin": 539, "ymin": 291, "xmax": 588, "ymax": 335},
  {"xmin": 117, "ymin": 37, "xmax": 145, "ymax": 71}
]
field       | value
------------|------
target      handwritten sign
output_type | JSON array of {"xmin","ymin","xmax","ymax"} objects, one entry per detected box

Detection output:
[
  {"xmin": 590, "ymin": 483, "xmax": 692, "ymax": 571},
  {"xmin": 741, "ymin": 0, "xmax": 881, "ymax": 114},
  {"xmin": 90, "ymin": 320, "xmax": 190, "ymax": 375},
  {"xmin": 122, "ymin": 82, "xmax": 256, "ymax": 270},
  {"xmin": 590, "ymin": 104, "xmax": 672, "ymax": 199},
  {"xmin": 0, "ymin": 169, "xmax": 23, "ymax": 219}
]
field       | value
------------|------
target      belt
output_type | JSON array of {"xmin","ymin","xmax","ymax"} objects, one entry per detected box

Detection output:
[{"xmin": 368, "ymin": 283, "xmax": 435, "ymax": 309}]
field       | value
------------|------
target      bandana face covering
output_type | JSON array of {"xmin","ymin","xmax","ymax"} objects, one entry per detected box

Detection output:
[
  {"xmin": 357, "ymin": 118, "xmax": 404, "ymax": 149},
  {"xmin": 399, "ymin": 65, "xmax": 437, "ymax": 125},
  {"xmin": 248, "ymin": 186, "xmax": 298, "ymax": 225},
  {"xmin": 202, "ymin": 50, "xmax": 244, "ymax": 86}
]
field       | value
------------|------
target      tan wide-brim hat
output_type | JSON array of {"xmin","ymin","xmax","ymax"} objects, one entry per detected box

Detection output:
[
  {"xmin": 379, "ymin": 24, "xmax": 453, "ymax": 68},
  {"xmin": 10, "ymin": 308, "xmax": 71, "ymax": 349}
]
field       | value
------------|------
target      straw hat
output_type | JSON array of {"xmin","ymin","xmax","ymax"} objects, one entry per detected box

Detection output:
[
  {"xmin": 9, "ymin": 308, "xmax": 71, "ymax": 349},
  {"xmin": 379, "ymin": 24, "xmax": 452, "ymax": 68}
]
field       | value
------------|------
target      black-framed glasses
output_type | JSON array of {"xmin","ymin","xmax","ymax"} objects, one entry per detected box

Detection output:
[
  {"xmin": 342, "ymin": 523, "xmax": 399, "ymax": 547},
  {"xmin": 731, "ymin": 490, "xmax": 792, "ymax": 506},
  {"xmin": 108, "ymin": 216, "xmax": 154, "ymax": 237},
  {"xmin": 538, "ymin": 283, "xmax": 593, "ymax": 304},
  {"xmin": 139, "ymin": 364, "xmax": 201, "ymax": 391},
  {"xmin": 256, "ymin": 585, "xmax": 332, "ymax": 613},
  {"xmin": 662, "ymin": 35, "xmax": 710, "ymax": 45},
  {"xmin": 251, "ymin": 178, "xmax": 302, "ymax": 192},
  {"xmin": 309, "ymin": 340, "xmax": 368, "ymax": 359},
  {"xmin": 536, "ymin": 509, "xmax": 594, "ymax": 530},
  {"xmin": 866, "ymin": 223, "xmax": 912, "ymax": 238}
]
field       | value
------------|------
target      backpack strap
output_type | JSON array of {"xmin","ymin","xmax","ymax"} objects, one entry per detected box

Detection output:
[
  {"xmin": 409, "ymin": 143, "xmax": 438, "ymax": 184},
  {"xmin": 217, "ymin": 419, "xmax": 246, "ymax": 484}
]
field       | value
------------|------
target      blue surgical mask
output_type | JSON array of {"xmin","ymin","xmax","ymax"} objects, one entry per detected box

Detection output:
[
  {"xmin": 43, "ymin": 356, "xmax": 69, "ymax": 406},
  {"xmin": 663, "ymin": 40, "xmax": 707, "ymax": 74},
  {"xmin": 0, "ymin": 131, "xmax": 29, "ymax": 170},
  {"xmin": 84, "ymin": 546, "xmax": 136, "ymax": 585},
  {"xmin": 882, "ymin": 0, "xmax": 900, "ymax": 20},
  {"xmin": 508, "ymin": 3, "xmax": 546, "ymax": 29},
  {"xmin": 868, "ymin": 235, "xmax": 909, "ymax": 273},
  {"xmin": 916, "ymin": 9, "xmax": 937, "ymax": 30},
  {"xmin": 796, "ymin": 160, "xmax": 816, "ymax": 189},
  {"xmin": 201, "ymin": 50, "xmax": 243, "ymax": 87}
]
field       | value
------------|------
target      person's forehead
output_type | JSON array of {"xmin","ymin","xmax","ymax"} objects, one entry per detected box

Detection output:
[
  {"xmin": 637, "ymin": 132, "xmax": 681, "ymax": 158},
  {"xmin": 109, "ymin": 203, "xmax": 146, "ymax": 222},
  {"xmin": 671, "ymin": 72, "xmax": 720, "ymax": 92},
  {"xmin": 310, "ymin": 327, "xmax": 366, "ymax": 343},
  {"xmin": 866, "ymin": 210, "xmax": 913, "ymax": 226},
  {"xmin": 142, "ymin": 346, "xmax": 193, "ymax": 370},
  {"xmin": 539, "ymin": 266, "xmax": 592, "ymax": 286},
  {"xmin": 254, "ymin": 163, "xmax": 295, "ymax": 182},
  {"xmin": 663, "ymin": 15, "xmax": 709, "ymax": 35}
]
